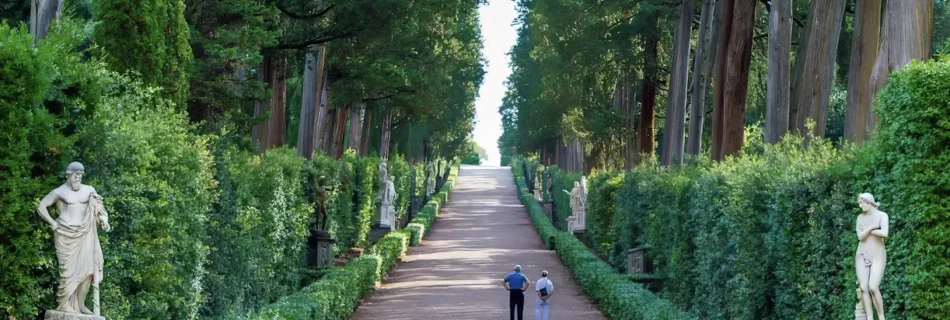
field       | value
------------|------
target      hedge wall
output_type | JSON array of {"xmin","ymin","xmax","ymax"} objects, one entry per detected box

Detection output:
[{"xmin": 533, "ymin": 60, "xmax": 950, "ymax": 320}]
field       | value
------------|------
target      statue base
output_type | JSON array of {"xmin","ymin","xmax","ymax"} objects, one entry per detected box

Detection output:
[{"xmin": 45, "ymin": 310, "xmax": 105, "ymax": 320}]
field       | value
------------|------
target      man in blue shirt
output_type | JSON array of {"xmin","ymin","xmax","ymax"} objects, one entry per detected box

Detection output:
[{"xmin": 503, "ymin": 265, "xmax": 530, "ymax": 320}]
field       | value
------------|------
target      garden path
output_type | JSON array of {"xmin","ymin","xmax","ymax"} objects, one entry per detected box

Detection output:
[{"xmin": 350, "ymin": 165, "xmax": 605, "ymax": 320}]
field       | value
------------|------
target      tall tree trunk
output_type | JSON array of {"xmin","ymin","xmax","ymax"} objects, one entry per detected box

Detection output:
[
  {"xmin": 253, "ymin": 53, "xmax": 287, "ymax": 152},
  {"xmin": 360, "ymin": 107, "xmax": 373, "ymax": 156},
  {"xmin": 789, "ymin": 4, "xmax": 813, "ymax": 135},
  {"xmin": 638, "ymin": 25, "xmax": 659, "ymax": 161},
  {"xmin": 688, "ymin": 0, "xmax": 718, "ymax": 156},
  {"xmin": 379, "ymin": 108, "xmax": 393, "ymax": 160},
  {"xmin": 331, "ymin": 105, "xmax": 349, "ymax": 158},
  {"xmin": 793, "ymin": 0, "xmax": 847, "ymax": 138},
  {"xmin": 765, "ymin": 0, "xmax": 792, "ymax": 144},
  {"xmin": 711, "ymin": 0, "xmax": 735, "ymax": 160},
  {"xmin": 843, "ymin": 0, "xmax": 881, "ymax": 143},
  {"xmin": 623, "ymin": 74, "xmax": 639, "ymax": 170},
  {"xmin": 718, "ymin": 0, "xmax": 757, "ymax": 160},
  {"xmin": 868, "ymin": 1, "xmax": 933, "ymax": 130},
  {"xmin": 314, "ymin": 73, "xmax": 332, "ymax": 153},
  {"xmin": 295, "ymin": 44, "xmax": 327, "ymax": 160},
  {"xmin": 662, "ymin": 0, "xmax": 694, "ymax": 166},
  {"xmin": 348, "ymin": 101, "xmax": 364, "ymax": 151},
  {"xmin": 31, "ymin": 0, "xmax": 62, "ymax": 44}
]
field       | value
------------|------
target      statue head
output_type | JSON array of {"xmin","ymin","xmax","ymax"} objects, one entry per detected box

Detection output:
[
  {"xmin": 389, "ymin": 175, "xmax": 396, "ymax": 183},
  {"xmin": 858, "ymin": 193, "xmax": 879, "ymax": 212},
  {"xmin": 65, "ymin": 162, "xmax": 85, "ymax": 191},
  {"xmin": 574, "ymin": 181, "xmax": 580, "ymax": 189}
]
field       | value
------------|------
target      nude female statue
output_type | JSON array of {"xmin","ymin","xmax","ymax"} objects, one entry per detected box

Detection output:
[{"xmin": 855, "ymin": 193, "xmax": 888, "ymax": 320}]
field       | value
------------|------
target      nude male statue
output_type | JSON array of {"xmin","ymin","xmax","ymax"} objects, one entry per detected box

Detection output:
[{"xmin": 37, "ymin": 162, "xmax": 111, "ymax": 316}]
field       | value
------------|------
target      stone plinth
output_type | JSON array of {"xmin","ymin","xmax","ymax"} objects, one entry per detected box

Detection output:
[
  {"xmin": 45, "ymin": 310, "xmax": 105, "ymax": 320},
  {"xmin": 626, "ymin": 247, "xmax": 654, "ymax": 274},
  {"xmin": 307, "ymin": 230, "xmax": 335, "ymax": 268}
]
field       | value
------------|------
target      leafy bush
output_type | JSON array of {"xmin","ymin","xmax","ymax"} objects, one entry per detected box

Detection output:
[
  {"xmin": 0, "ymin": 23, "xmax": 59, "ymax": 319},
  {"xmin": 345, "ymin": 152, "xmax": 381, "ymax": 247},
  {"xmin": 582, "ymin": 170, "xmax": 622, "ymax": 257},
  {"xmin": 203, "ymin": 147, "xmax": 312, "ymax": 317},
  {"xmin": 253, "ymin": 256, "xmax": 381, "ymax": 320},
  {"xmin": 872, "ymin": 60, "xmax": 950, "ymax": 318},
  {"xmin": 76, "ymin": 73, "xmax": 218, "ymax": 319}
]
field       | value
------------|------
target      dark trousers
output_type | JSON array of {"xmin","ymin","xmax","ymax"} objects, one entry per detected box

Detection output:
[{"xmin": 509, "ymin": 289, "xmax": 524, "ymax": 320}]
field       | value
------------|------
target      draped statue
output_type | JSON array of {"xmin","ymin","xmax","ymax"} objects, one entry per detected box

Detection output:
[{"xmin": 37, "ymin": 162, "xmax": 110, "ymax": 318}]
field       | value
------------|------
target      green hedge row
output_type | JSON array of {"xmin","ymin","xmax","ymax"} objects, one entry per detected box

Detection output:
[
  {"xmin": 524, "ymin": 61, "xmax": 950, "ymax": 319},
  {"xmin": 511, "ymin": 160, "xmax": 694, "ymax": 320},
  {"xmin": 249, "ymin": 165, "xmax": 459, "ymax": 319}
]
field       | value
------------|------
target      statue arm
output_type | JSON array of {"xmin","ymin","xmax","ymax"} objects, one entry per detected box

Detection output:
[
  {"xmin": 36, "ymin": 190, "xmax": 59, "ymax": 230},
  {"xmin": 870, "ymin": 214, "xmax": 889, "ymax": 238},
  {"xmin": 91, "ymin": 188, "xmax": 111, "ymax": 232}
]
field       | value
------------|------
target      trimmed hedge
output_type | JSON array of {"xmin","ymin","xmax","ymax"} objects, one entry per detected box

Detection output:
[
  {"xmin": 511, "ymin": 160, "xmax": 694, "ymax": 320},
  {"xmin": 249, "ymin": 165, "xmax": 460, "ymax": 319}
]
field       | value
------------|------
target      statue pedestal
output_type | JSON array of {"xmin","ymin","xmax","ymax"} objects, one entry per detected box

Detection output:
[
  {"xmin": 306, "ymin": 230, "xmax": 335, "ymax": 268},
  {"xmin": 368, "ymin": 224, "xmax": 391, "ymax": 245},
  {"xmin": 45, "ymin": 310, "xmax": 105, "ymax": 320}
]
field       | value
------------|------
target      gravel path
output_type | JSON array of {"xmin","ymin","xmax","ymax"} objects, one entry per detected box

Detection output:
[{"xmin": 349, "ymin": 165, "xmax": 606, "ymax": 320}]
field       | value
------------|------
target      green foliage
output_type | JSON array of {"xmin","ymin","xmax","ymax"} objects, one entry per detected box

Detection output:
[
  {"xmin": 873, "ymin": 60, "xmax": 950, "ymax": 318},
  {"xmin": 0, "ymin": 23, "xmax": 59, "ymax": 319},
  {"xmin": 76, "ymin": 73, "xmax": 218, "ymax": 319},
  {"xmin": 203, "ymin": 147, "xmax": 312, "ymax": 317},
  {"xmin": 512, "ymin": 159, "xmax": 694, "ymax": 319},
  {"xmin": 585, "ymin": 170, "xmax": 623, "ymax": 257},
  {"xmin": 94, "ymin": 0, "xmax": 193, "ymax": 106},
  {"xmin": 183, "ymin": 0, "xmax": 280, "ymax": 126},
  {"xmin": 346, "ymin": 153, "xmax": 380, "ymax": 247},
  {"xmin": 387, "ymin": 155, "xmax": 411, "ymax": 222},
  {"xmin": 460, "ymin": 139, "xmax": 485, "ymax": 165}
]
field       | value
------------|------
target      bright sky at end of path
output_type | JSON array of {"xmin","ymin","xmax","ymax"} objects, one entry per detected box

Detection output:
[{"xmin": 473, "ymin": 0, "xmax": 517, "ymax": 167}]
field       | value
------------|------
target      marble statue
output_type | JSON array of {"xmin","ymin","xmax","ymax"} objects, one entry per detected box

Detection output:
[
  {"xmin": 563, "ymin": 180, "xmax": 586, "ymax": 231},
  {"xmin": 316, "ymin": 176, "xmax": 328, "ymax": 231},
  {"xmin": 533, "ymin": 167, "xmax": 543, "ymax": 201},
  {"xmin": 377, "ymin": 175, "xmax": 397, "ymax": 230},
  {"xmin": 425, "ymin": 162, "xmax": 435, "ymax": 197},
  {"xmin": 37, "ymin": 162, "xmax": 110, "ymax": 318},
  {"xmin": 855, "ymin": 193, "xmax": 888, "ymax": 320},
  {"xmin": 378, "ymin": 161, "xmax": 388, "ymax": 196}
]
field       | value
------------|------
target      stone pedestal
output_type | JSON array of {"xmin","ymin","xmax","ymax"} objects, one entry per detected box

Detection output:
[
  {"xmin": 368, "ymin": 225, "xmax": 391, "ymax": 245},
  {"xmin": 307, "ymin": 230, "xmax": 335, "ymax": 268},
  {"xmin": 572, "ymin": 229, "xmax": 588, "ymax": 247},
  {"xmin": 45, "ymin": 310, "xmax": 105, "ymax": 320},
  {"xmin": 626, "ymin": 247, "xmax": 654, "ymax": 274}
]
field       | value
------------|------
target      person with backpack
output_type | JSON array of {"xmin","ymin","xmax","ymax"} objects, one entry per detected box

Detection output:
[{"xmin": 534, "ymin": 270, "xmax": 554, "ymax": 320}]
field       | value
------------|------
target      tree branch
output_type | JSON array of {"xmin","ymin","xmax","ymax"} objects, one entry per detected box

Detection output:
[
  {"xmin": 363, "ymin": 88, "xmax": 417, "ymax": 102},
  {"xmin": 271, "ymin": 28, "xmax": 361, "ymax": 50},
  {"xmin": 275, "ymin": 1, "xmax": 334, "ymax": 20}
]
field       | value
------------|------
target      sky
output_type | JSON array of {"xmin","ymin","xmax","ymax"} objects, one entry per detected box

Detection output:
[{"xmin": 472, "ymin": 0, "xmax": 518, "ymax": 166}]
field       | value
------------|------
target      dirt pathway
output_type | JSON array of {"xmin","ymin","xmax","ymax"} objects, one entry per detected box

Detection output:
[{"xmin": 349, "ymin": 166, "xmax": 606, "ymax": 320}]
